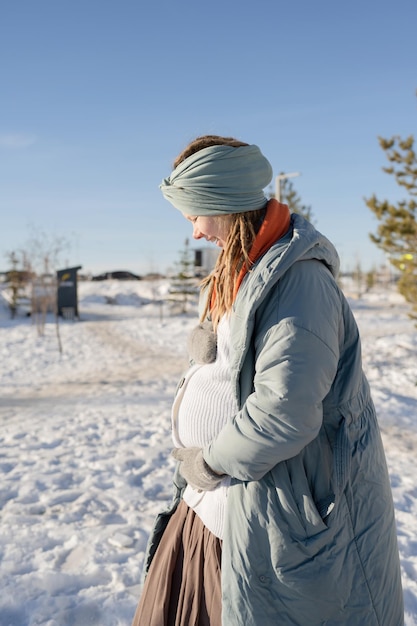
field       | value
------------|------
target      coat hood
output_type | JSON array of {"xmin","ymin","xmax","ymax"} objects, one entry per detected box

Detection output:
[
  {"xmin": 285, "ymin": 213, "xmax": 340, "ymax": 276},
  {"xmin": 235, "ymin": 213, "xmax": 340, "ymax": 315}
]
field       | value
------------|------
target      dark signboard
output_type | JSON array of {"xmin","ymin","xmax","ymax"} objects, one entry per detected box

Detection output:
[{"xmin": 56, "ymin": 266, "xmax": 82, "ymax": 318}]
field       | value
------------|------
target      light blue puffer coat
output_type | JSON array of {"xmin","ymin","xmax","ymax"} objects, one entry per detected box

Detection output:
[{"xmin": 201, "ymin": 214, "xmax": 404, "ymax": 625}]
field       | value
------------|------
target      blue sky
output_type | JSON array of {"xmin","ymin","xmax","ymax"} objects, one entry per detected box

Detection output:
[{"xmin": 1, "ymin": 0, "xmax": 416, "ymax": 276}]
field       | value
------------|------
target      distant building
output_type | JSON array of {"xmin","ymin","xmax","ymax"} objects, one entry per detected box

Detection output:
[
  {"xmin": 92, "ymin": 270, "xmax": 142, "ymax": 281},
  {"xmin": 194, "ymin": 247, "xmax": 219, "ymax": 277}
]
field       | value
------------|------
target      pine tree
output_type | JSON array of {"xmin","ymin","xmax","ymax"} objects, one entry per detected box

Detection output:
[
  {"xmin": 365, "ymin": 119, "xmax": 417, "ymax": 317},
  {"xmin": 269, "ymin": 176, "xmax": 313, "ymax": 221},
  {"xmin": 169, "ymin": 238, "xmax": 198, "ymax": 313}
]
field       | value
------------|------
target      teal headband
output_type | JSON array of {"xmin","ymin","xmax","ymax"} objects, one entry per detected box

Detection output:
[{"xmin": 159, "ymin": 144, "xmax": 273, "ymax": 216}]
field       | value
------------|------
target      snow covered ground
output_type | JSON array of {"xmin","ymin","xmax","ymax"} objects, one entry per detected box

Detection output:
[{"xmin": 0, "ymin": 279, "xmax": 416, "ymax": 626}]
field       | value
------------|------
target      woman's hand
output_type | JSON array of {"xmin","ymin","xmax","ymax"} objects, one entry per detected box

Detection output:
[{"xmin": 172, "ymin": 447, "xmax": 225, "ymax": 491}]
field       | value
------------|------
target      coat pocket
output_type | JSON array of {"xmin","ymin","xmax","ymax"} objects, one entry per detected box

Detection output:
[
  {"xmin": 269, "ymin": 424, "xmax": 337, "ymax": 544},
  {"xmin": 269, "ymin": 459, "xmax": 333, "ymax": 544},
  {"xmin": 266, "ymin": 459, "xmax": 353, "ymax": 614}
]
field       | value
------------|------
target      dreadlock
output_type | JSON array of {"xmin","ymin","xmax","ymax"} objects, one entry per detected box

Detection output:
[{"xmin": 199, "ymin": 207, "xmax": 266, "ymax": 328}]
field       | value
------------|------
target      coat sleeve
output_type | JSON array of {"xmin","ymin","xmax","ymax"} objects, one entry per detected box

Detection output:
[{"xmin": 203, "ymin": 293, "xmax": 341, "ymax": 481}]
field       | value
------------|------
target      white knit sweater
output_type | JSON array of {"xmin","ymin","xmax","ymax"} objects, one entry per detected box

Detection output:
[{"xmin": 171, "ymin": 315, "xmax": 238, "ymax": 539}]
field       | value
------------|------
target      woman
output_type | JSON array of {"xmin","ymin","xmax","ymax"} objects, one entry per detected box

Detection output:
[{"xmin": 131, "ymin": 136, "xmax": 404, "ymax": 626}]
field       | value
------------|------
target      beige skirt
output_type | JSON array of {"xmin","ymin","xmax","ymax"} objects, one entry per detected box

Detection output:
[{"xmin": 131, "ymin": 500, "xmax": 222, "ymax": 626}]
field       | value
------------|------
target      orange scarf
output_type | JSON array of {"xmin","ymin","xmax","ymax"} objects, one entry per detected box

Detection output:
[{"xmin": 232, "ymin": 199, "xmax": 291, "ymax": 299}]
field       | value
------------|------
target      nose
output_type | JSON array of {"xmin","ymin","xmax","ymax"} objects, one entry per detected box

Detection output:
[{"xmin": 192, "ymin": 224, "xmax": 204, "ymax": 240}]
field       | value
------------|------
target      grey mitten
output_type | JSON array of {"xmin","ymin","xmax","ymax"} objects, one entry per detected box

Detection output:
[
  {"xmin": 171, "ymin": 447, "xmax": 224, "ymax": 491},
  {"xmin": 187, "ymin": 321, "xmax": 217, "ymax": 364}
]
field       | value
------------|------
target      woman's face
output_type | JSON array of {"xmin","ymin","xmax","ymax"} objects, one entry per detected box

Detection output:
[{"xmin": 184, "ymin": 214, "xmax": 233, "ymax": 248}]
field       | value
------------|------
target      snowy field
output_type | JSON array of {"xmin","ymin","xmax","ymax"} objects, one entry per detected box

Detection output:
[{"xmin": 0, "ymin": 278, "xmax": 416, "ymax": 626}]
